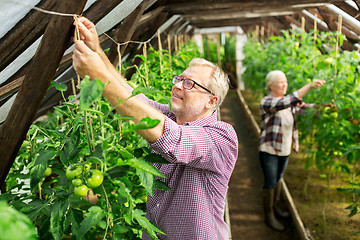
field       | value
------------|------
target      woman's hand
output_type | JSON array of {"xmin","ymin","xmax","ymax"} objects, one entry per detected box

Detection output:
[
  {"xmin": 72, "ymin": 40, "xmax": 108, "ymax": 82},
  {"xmin": 311, "ymin": 79, "xmax": 326, "ymax": 89},
  {"xmin": 297, "ymin": 79, "xmax": 326, "ymax": 98},
  {"xmin": 74, "ymin": 17, "xmax": 101, "ymax": 54}
]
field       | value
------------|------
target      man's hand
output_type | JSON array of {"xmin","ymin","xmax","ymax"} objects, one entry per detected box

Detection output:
[
  {"xmin": 74, "ymin": 17, "xmax": 101, "ymax": 54},
  {"xmin": 72, "ymin": 40, "xmax": 108, "ymax": 81}
]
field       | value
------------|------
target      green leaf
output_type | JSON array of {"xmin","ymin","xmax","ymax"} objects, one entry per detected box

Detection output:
[
  {"xmin": 50, "ymin": 202, "xmax": 63, "ymax": 240},
  {"xmin": 51, "ymin": 81, "xmax": 68, "ymax": 92},
  {"xmin": 131, "ymin": 117, "xmax": 160, "ymax": 131},
  {"xmin": 154, "ymin": 179, "xmax": 171, "ymax": 191},
  {"xmin": 34, "ymin": 149, "xmax": 56, "ymax": 166},
  {"xmin": 118, "ymin": 147, "xmax": 134, "ymax": 159},
  {"xmin": 76, "ymin": 206, "xmax": 105, "ymax": 239},
  {"xmin": 144, "ymin": 153, "xmax": 169, "ymax": 164},
  {"xmin": 129, "ymin": 158, "xmax": 165, "ymax": 178},
  {"xmin": 137, "ymin": 169, "xmax": 154, "ymax": 196},
  {"xmin": 112, "ymin": 224, "xmax": 129, "ymax": 234},
  {"xmin": 131, "ymin": 86, "xmax": 160, "ymax": 97},
  {"xmin": 53, "ymin": 106, "xmax": 70, "ymax": 117},
  {"xmin": 30, "ymin": 164, "xmax": 46, "ymax": 190},
  {"xmin": 59, "ymin": 129, "xmax": 81, "ymax": 165},
  {"xmin": 79, "ymin": 77, "xmax": 105, "ymax": 110},
  {"xmin": 133, "ymin": 209, "xmax": 165, "ymax": 238}
]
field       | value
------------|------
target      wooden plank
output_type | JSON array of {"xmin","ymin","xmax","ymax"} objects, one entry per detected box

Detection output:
[
  {"xmin": 0, "ymin": 0, "xmax": 125, "ymax": 106},
  {"xmin": 0, "ymin": 78, "xmax": 23, "ymax": 102},
  {"xmin": 0, "ymin": 0, "xmax": 57, "ymax": 72},
  {"xmin": 0, "ymin": 0, "xmax": 87, "ymax": 188}
]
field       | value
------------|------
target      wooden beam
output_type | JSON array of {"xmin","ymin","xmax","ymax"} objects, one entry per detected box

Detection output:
[
  {"xmin": 189, "ymin": 17, "xmax": 270, "ymax": 29},
  {"xmin": 164, "ymin": 0, "xmax": 343, "ymax": 13},
  {"xmin": 0, "ymin": 0, "xmax": 87, "ymax": 189},
  {"xmin": 0, "ymin": 0, "xmax": 57, "ymax": 72},
  {"xmin": 182, "ymin": 9, "xmax": 296, "ymax": 22},
  {"xmin": 334, "ymin": 2, "xmax": 360, "ymax": 19}
]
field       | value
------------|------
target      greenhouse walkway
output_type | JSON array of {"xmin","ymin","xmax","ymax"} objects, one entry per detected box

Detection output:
[{"xmin": 220, "ymin": 89, "xmax": 299, "ymax": 240}]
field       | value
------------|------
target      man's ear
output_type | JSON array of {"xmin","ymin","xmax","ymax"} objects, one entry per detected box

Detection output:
[{"xmin": 206, "ymin": 95, "xmax": 219, "ymax": 109}]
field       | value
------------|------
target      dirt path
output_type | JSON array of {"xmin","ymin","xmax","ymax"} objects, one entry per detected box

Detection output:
[{"xmin": 220, "ymin": 90, "xmax": 299, "ymax": 240}]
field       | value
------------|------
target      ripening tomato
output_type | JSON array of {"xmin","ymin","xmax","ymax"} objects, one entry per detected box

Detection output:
[
  {"xmin": 74, "ymin": 185, "xmax": 88, "ymax": 197},
  {"xmin": 86, "ymin": 169, "xmax": 104, "ymax": 188}
]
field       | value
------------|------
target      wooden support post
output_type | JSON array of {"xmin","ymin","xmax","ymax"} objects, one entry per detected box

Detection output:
[{"xmin": 0, "ymin": 0, "xmax": 87, "ymax": 189}]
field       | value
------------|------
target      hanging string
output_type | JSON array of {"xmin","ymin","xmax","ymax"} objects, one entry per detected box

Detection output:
[
  {"xmin": 117, "ymin": 43, "xmax": 122, "ymax": 74},
  {"xmin": 143, "ymin": 42, "xmax": 149, "ymax": 87},
  {"xmin": 334, "ymin": 14, "xmax": 343, "ymax": 78},
  {"xmin": 157, "ymin": 29, "xmax": 163, "ymax": 74},
  {"xmin": 73, "ymin": 15, "xmax": 82, "ymax": 88}
]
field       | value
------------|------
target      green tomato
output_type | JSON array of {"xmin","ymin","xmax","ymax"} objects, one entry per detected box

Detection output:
[
  {"xmin": 86, "ymin": 169, "xmax": 104, "ymax": 188},
  {"xmin": 74, "ymin": 185, "xmax": 88, "ymax": 197},
  {"xmin": 324, "ymin": 106, "xmax": 331, "ymax": 114},
  {"xmin": 72, "ymin": 179, "xmax": 83, "ymax": 187},
  {"xmin": 66, "ymin": 166, "xmax": 82, "ymax": 180},
  {"xmin": 329, "ymin": 111, "xmax": 338, "ymax": 119},
  {"xmin": 324, "ymin": 57, "xmax": 333, "ymax": 65},
  {"xmin": 44, "ymin": 167, "xmax": 52, "ymax": 177}
]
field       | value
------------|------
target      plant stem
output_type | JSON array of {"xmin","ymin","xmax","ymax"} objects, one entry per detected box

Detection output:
[
  {"xmin": 101, "ymin": 184, "xmax": 113, "ymax": 240},
  {"xmin": 38, "ymin": 182, "xmax": 42, "ymax": 200},
  {"xmin": 84, "ymin": 111, "xmax": 93, "ymax": 155}
]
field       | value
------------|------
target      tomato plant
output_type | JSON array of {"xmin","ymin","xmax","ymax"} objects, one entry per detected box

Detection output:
[
  {"xmin": 1, "ymin": 40, "xmax": 203, "ymax": 240},
  {"xmin": 242, "ymin": 28, "xmax": 360, "ymax": 232}
]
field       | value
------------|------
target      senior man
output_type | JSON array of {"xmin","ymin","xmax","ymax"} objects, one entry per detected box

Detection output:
[{"xmin": 72, "ymin": 17, "xmax": 238, "ymax": 240}]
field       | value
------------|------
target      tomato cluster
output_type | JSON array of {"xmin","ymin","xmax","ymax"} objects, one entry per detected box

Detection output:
[
  {"xmin": 322, "ymin": 105, "xmax": 338, "ymax": 119},
  {"xmin": 66, "ymin": 163, "xmax": 104, "ymax": 197}
]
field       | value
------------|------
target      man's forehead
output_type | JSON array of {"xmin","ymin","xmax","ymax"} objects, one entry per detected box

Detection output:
[{"xmin": 182, "ymin": 65, "xmax": 212, "ymax": 78}]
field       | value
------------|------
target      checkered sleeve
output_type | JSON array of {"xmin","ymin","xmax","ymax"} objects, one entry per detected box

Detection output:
[
  {"xmin": 149, "ymin": 117, "xmax": 238, "ymax": 175},
  {"xmin": 260, "ymin": 91, "xmax": 302, "ymax": 114}
]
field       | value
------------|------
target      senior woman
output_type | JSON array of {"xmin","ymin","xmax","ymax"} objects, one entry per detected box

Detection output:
[{"xmin": 259, "ymin": 70, "xmax": 325, "ymax": 231}]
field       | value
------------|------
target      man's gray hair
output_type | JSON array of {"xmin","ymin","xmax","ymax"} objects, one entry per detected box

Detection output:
[
  {"xmin": 189, "ymin": 58, "xmax": 229, "ymax": 110},
  {"xmin": 265, "ymin": 70, "xmax": 286, "ymax": 93}
]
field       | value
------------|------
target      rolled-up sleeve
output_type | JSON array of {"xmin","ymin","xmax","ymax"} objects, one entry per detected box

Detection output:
[
  {"xmin": 261, "ymin": 91, "xmax": 302, "ymax": 113},
  {"xmin": 149, "ymin": 116, "xmax": 238, "ymax": 175}
]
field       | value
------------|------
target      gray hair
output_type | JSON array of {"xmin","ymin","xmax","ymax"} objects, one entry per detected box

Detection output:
[
  {"xmin": 265, "ymin": 70, "xmax": 286, "ymax": 93},
  {"xmin": 189, "ymin": 58, "xmax": 229, "ymax": 110}
]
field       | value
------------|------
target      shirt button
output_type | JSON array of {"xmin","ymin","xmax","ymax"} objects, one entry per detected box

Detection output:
[{"xmin": 156, "ymin": 203, "xmax": 160, "ymax": 208}]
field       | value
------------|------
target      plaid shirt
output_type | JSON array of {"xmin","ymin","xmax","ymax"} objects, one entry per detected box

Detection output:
[
  {"xmin": 259, "ymin": 91, "xmax": 308, "ymax": 153},
  {"xmin": 137, "ymin": 94, "xmax": 238, "ymax": 240}
]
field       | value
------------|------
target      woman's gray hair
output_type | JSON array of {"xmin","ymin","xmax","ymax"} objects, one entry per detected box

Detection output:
[
  {"xmin": 265, "ymin": 70, "xmax": 286, "ymax": 93},
  {"xmin": 189, "ymin": 58, "xmax": 229, "ymax": 110}
]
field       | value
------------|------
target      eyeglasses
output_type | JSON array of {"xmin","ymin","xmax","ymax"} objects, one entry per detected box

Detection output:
[{"xmin": 172, "ymin": 75, "xmax": 214, "ymax": 95}]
